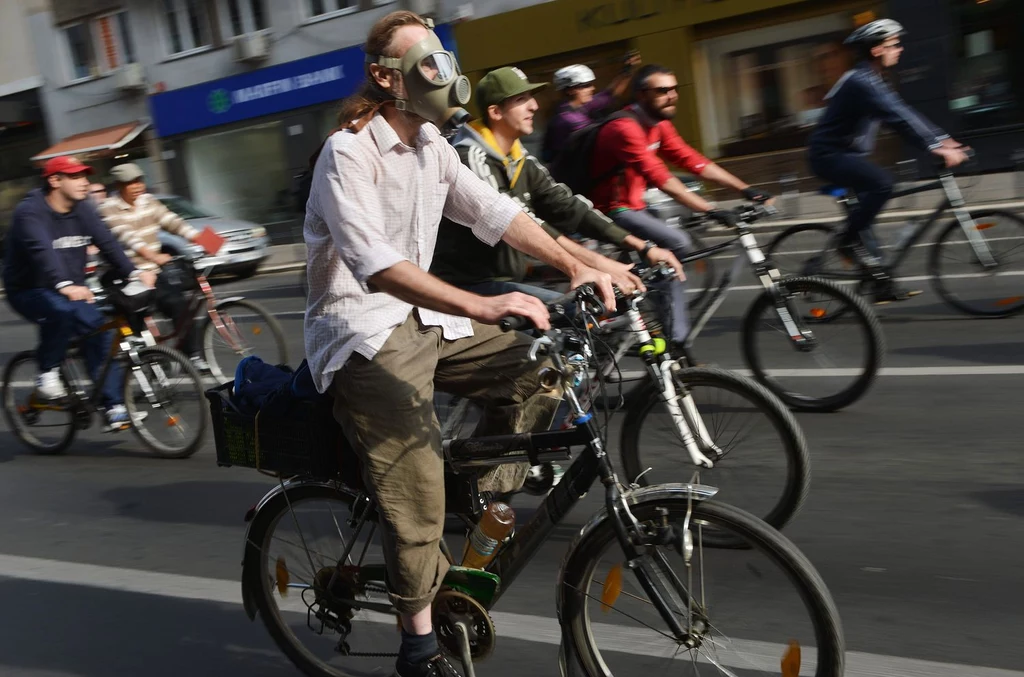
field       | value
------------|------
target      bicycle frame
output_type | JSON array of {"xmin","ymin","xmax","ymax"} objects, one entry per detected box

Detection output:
[
  {"xmin": 815, "ymin": 170, "xmax": 996, "ymax": 277},
  {"xmin": 680, "ymin": 223, "xmax": 808, "ymax": 357}
]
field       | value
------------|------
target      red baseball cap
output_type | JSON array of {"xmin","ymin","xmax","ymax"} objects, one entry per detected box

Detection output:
[{"xmin": 42, "ymin": 155, "xmax": 94, "ymax": 178}]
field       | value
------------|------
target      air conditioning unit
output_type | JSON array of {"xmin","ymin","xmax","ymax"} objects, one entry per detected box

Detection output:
[
  {"xmin": 234, "ymin": 32, "xmax": 270, "ymax": 63},
  {"xmin": 115, "ymin": 63, "xmax": 146, "ymax": 91}
]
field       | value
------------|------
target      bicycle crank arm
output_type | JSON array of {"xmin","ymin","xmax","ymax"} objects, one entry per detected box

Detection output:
[{"xmin": 454, "ymin": 622, "xmax": 477, "ymax": 677}]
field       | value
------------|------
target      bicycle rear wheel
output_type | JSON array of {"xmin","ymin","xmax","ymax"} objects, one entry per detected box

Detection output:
[
  {"xmin": 930, "ymin": 209, "xmax": 1024, "ymax": 317},
  {"xmin": 2, "ymin": 350, "xmax": 76, "ymax": 454},
  {"xmin": 742, "ymin": 276, "xmax": 884, "ymax": 412},
  {"xmin": 124, "ymin": 345, "xmax": 206, "ymax": 458},
  {"xmin": 561, "ymin": 494, "xmax": 844, "ymax": 677},
  {"xmin": 619, "ymin": 367, "xmax": 809, "ymax": 547},
  {"xmin": 244, "ymin": 483, "xmax": 399, "ymax": 677},
  {"xmin": 202, "ymin": 298, "xmax": 288, "ymax": 383}
]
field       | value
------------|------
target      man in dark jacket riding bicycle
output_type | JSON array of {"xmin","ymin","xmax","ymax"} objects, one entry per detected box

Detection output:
[{"xmin": 808, "ymin": 18, "xmax": 969, "ymax": 303}]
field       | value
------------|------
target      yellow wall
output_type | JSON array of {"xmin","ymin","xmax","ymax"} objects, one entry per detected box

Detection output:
[{"xmin": 454, "ymin": 0, "xmax": 816, "ymax": 74}]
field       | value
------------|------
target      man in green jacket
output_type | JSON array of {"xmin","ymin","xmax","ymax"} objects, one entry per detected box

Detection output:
[{"xmin": 431, "ymin": 66, "xmax": 683, "ymax": 305}]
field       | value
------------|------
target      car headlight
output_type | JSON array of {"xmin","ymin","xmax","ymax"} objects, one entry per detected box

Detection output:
[{"xmin": 251, "ymin": 227, "xmax": 267, "ymax": 239}]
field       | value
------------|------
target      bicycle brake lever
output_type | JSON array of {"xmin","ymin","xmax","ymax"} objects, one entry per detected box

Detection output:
[{"xmin": 528, "ymin": 335, "xmax": 554, "ymax": 362}]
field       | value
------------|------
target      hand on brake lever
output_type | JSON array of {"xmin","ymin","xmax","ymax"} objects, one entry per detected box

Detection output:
[
  {"xmin": 645, "ymin": 246, "xmax": 685, "ymax": 282},
  {"xmin": 472, "ymin": 292, "xmax": 551, "ymax": 331},
  {"xmin": 569, "ymin": 266, "xmax": 616, "ymax": 314}
]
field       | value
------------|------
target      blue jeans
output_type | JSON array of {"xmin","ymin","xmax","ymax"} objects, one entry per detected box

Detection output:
[
  {"xmin": 7, "ymin": 289, "xmax": 123, "ymax": 407},
  {"xmin": 809, "ymin": 151, "xmax": 892, "ymax": 259},
  {"xmin": 608, "ymin": 209, "xmax": 692, "ymax": 343}
]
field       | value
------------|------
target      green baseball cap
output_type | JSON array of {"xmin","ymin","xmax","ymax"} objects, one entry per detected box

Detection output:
[{"xmin": 475, "ymin": 66, "xmax": 547, "ymax": 112}]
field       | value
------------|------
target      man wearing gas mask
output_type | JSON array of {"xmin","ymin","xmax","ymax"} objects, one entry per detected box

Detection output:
[{"xmin": 302, "ymin": 11, "xmax": 615, "ymax": 677}]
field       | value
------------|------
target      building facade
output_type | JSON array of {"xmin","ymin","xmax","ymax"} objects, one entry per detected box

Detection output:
[
  {"xmin": 452, "ymin": 0, "xmax": 1024, "ymax": 196},
  {"xmin": 26, "ymin": 0, "xmax": 458, "ymax": 241},
  {"xmin": 1, "ymin": 0, "xmax": 49, "ymax": 241}
]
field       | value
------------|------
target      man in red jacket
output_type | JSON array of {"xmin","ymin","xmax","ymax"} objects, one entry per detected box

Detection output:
[{"xmin": 590, "ymin": 64, "xmax": 772, "ymax": 346}]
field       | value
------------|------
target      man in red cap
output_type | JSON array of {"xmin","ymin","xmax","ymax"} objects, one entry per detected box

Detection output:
[{"xmin": 3, "ymin": 156, "xmax": 156, "ymax": 430}]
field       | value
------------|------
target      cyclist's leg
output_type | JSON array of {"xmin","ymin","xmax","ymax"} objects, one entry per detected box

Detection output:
[
  {"xmin": 328, "ymin": 314, "xmax": 449, "ymax": 629},
  {"xmin": 70, "ymin": 301, "xmax": 123, "ymax": 408},
  {"xmin": 6, "ymin": 289, "xmax": 76, "ymax": 374},
  {"xmin": 811, "ymin": 152, "xmax": 892, "ymax": 261},
  {"xmin": 609, "ymin": 209, "xmax": 692, "ymax": 343},
  {"xmin": 434, "ymin": 320, "xmax": 563, "ymax": 494},
  {"xmin": 154, "ymin": 269, "xmax": 199, "ymax": 356}
]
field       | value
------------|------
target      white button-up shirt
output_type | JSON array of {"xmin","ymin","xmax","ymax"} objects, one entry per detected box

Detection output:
[{"xmin": 304, "ymin": 114, "xmax": 523, "ymax": 393}]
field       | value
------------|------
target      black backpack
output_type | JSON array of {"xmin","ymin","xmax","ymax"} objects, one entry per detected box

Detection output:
[{"xmin": 549, "ymin": 108, "xmax": 638, "ymax": 197}]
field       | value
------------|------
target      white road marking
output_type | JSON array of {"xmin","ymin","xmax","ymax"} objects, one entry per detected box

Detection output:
[{"xmin": 0, "ymin": 553, "xmax": 1019, "ymax": 677}]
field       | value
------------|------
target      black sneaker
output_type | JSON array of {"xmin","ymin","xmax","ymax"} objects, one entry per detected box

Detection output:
[
  {"xmin": 871, "ymin": 279, "xmax": 922, "ymax": 305},
  {"xmin": 393, "ymin": 654, "xmax": 461, "ymax": 677}
]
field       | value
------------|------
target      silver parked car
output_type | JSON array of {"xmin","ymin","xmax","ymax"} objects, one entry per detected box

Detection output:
[{"xmin": 154, "ymin": 194, "xmax": 270, "ymax": 278}]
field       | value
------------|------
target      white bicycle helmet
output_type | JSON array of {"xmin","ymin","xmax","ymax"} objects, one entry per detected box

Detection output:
[
  {"xmin": 553, "ymin": 64, "xmax": 596, "ymax": 91},
  {"xmin": 844, "ymin": 18, "xmax": 905, "ymax": 46}
]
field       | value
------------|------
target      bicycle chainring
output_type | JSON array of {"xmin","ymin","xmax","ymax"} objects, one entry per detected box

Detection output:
[{"xmin": 432, "ymin": 588, "xmax": 495, "ymax": 661}]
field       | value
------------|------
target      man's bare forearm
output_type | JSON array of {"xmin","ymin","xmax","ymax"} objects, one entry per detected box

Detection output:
[
  {"xmin": 699, "ymin": 163, "xmax": 749, "ymax": 194},
  {"xmin": 369, "ymin": 261, "xmax": 482, "ymax": 318},
  {"xmin": 502, "ymin": 212, "xmax": 584, "ymax": 278},
  {"xmin": 660, "ymin": 176, "xmax": 715, "ymax": 212}
]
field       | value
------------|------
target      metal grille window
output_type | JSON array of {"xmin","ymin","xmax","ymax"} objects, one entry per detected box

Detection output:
[
  {"xmin": 225, "ymin": 0, "xmax": 268, "ymax": 36},
  {"xmin": 162, "ymin": 0, "xmax": 212, "ymax": 55},
  {"xmin": 61, "ymin": 11, "xmax": 136, "ymax": 82}
]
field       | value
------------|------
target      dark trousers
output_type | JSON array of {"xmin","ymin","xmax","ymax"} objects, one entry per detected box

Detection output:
[
  {"xmin": 154, "ymin": 269, "xmax": 198, "ymax": 356},
  {"xmin": 7, "ymin": 289, "xmax": 122, "ymax": 407},
  {"xmin": 810, "ymin": 151, "xmax": 893, "ymax": 258}
]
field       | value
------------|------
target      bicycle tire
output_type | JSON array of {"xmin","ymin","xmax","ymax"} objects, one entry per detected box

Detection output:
[
  {"xmin": 124, "ymin": 344, "xmax": 206, "ymax": 458},
  {"xmin": 619, "ymin": 367, "xmax": 809, "ymax": 547},
  {"xmin": 1, "ymin": 350, "xmax": 76, "ymax": 455},
  {"xmin": 930, "ymin": 209, "xmax": 1024, "ymax": 318},
  {"xmin": 244, "ymin": 483, "xmax": 384, "ymax": 677},
  {"xmin": 742, "ymin": 276, "xmax": 884, "ymax": 412},
  {"xmin": 560, "ymin": 496, "xmax": 845, "ymax": 677},
  {"xmin": 202, "ymin": 298, "xmax": 289, "ymax": 382}
]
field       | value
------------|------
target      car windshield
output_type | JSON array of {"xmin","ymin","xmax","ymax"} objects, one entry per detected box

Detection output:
[{"xmin": 158, "ymin": 196, "xmax": 215, "ymax": 220}]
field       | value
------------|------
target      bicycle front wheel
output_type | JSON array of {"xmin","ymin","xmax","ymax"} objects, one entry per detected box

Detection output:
[
  {"xmin": 124, "ymin": 345, "xmax": 206, "ymax": 458},
  {"xmin": 743, "ymin": 276, "xmax": 884, "ymax": 412},
  {"xmin": 561, "ymin": 495, "xmax": 845, "ymax": 677},
  {"xmin": 930, "ymin": 209, "xmax": 1024, "ymax": 317},
  {"xmin": 202, "ymin": 298, "xmax": 288, "ymax": 382},
  {"xmin": 2, "ymin": 350, "xmax": 76, "ymax": 455},
  {"xmin": 620, "ymin": 367, "xmax": 809, "ymax": 547}
]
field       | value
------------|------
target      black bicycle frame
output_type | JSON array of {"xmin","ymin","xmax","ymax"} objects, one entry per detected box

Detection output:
[
  {"xmin": 61, "ymin": 322, "xmax": 130, "ymax": 410},
  {"xmin": 442, "ymin": 415, "xmax": 686, "ymax": 636}
]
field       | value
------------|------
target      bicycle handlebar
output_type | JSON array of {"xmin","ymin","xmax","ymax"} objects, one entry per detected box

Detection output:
[{"xmin": 498, "ymin": 284, "xmax": 606, "ymax": 332}]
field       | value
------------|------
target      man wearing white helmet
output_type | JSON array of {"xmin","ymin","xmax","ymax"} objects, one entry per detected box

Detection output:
[
  {"xmin": 809, "ymin": 18, "xmax": 969, "ymax": 304},
  {"xmin": 541, "ymin": 51, "xmax": 641, "ymax": 162}
]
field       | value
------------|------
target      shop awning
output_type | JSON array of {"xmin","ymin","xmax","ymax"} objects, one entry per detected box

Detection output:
[{"xmin": 30, "ymin": 120, "xmax": 149, "ymax": 162}]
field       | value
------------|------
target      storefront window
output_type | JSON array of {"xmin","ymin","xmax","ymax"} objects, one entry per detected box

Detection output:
[
  {"xmin": 948, "ymin": 0, "xmax": 1022, "ymax": 130},
  {"xmin": 184, "ymin": 122, "xmax": 293, "ymax": 226},
  {"xmin": 695, "ymin": 14, "xmax": 855, "ymax": 158}
]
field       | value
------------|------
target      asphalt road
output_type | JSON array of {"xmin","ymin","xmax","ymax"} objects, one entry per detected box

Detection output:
[{"xmin": 1, "ymin": 221, "xmax": 1022, "ymax": 677}]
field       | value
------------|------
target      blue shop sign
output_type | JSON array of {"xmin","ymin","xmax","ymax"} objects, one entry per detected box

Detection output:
[{"xmin": 149, "ymin": 24, "xmax": 456, "ymax": 137}]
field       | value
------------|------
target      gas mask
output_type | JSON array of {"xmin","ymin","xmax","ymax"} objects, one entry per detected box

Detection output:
[{"xmin": 367, "ymin": 21, "xmax": 472, "ymax": 133}]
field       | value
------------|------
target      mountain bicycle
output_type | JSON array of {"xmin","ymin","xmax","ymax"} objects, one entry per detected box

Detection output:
[
  {"xmin": 212, "ymin": 286, "xmax": 845, "ymax": 677},
  {"xmin": 440, "ymin": 263, "xmax": 810, "ymax": 541},
  {"xmin": 671, "ymin": 204, "xmax": 885, "ymax": 413},
  {"xmin": 766, "ymin": 151, "xmax": 1024, "ymax": 317},
  {"xmin": 3, "ymin": 277, "xmax": 207, "ymax": 458}
]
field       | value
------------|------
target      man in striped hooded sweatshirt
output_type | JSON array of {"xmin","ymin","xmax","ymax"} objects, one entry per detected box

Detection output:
[{"xmin": 98, "ymin": 163, "xmax": 207, "ymax": 370}]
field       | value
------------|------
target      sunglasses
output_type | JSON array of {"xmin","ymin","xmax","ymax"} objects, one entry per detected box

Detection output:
[{"xmin": 645, "ymin": 86, "xmax": 678, "ymax": 95}]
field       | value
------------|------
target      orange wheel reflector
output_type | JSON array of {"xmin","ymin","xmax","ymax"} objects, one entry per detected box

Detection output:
[
  {"xmin": 166, "ymin": 415, "xmax": 181, "ymax": 427},
  {"xmin": 17, "ymin": 405, "xmax": 29, "ymax": 414},
  {"xmin": 781, "ymin": 640, "xmax": 801, "ymax": 677},
  {"xmin": 695, "ymin": 261, "xmax": 707, "ymax": 273},
  {"xmin": 252, "ymin": 326, "xmax": 262, "ymax": 336},
  {"xmin": 810, "ymin": 308, "xmax": 827, "ymax": 318},
  {"xmin": 996, "ymin": 296, "xmax": 1024, "ymax": 307},
  {"xmin": 976, "ymin": 222, "xmax": 996, "ymax": 231},
  {"xmin": 601, "ymin": 563, "xmax": 623, "ymax": 613},
  {"xmin": 276, "ymin": 557, "xmax": 290, "ymax": 596}
]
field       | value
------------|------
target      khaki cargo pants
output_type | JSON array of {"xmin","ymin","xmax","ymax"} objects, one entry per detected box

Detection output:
[{"xmin": 330, "ymin": 311, "xmax": 561, "ymax": 615}]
